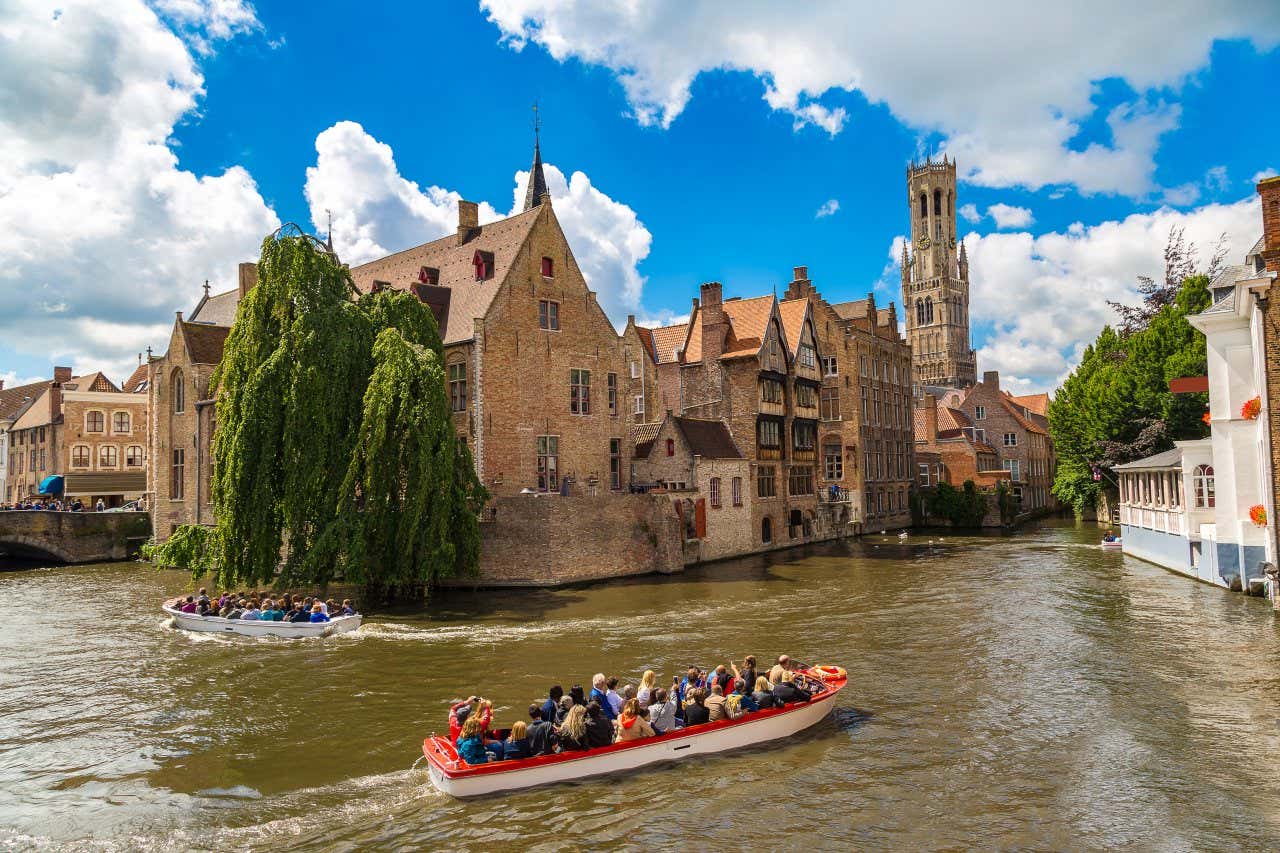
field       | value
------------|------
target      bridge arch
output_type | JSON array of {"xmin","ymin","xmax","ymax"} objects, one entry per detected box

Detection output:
[{"xmin": 0, "ymin": 534, "xmax": 78, "ymax": 564}]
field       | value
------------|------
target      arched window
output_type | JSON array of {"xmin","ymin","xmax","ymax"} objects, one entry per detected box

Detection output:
[
  {"xmin": 761, "ymin": 516, "xmax": 772, "ymax": 544},
  {"xmin": 112, "ymin": 411, "xmax": 130, "ymax": 433},
  {"xmin": 172, "ymin": 369, "xmax": 185, "ymax": 413},
  {"xmin": 71, "ymin": 445, "xmax": 89, "ymax": 468},
  {"xmin": 918, "ymin": 193, "xmax": 927, "ymax": 219},
  {"xmin": 925, "ymin": 296, "xmax": 934, "ymax": 324},
  {"xmin": 1193, "ymin": 464, "xmax": 1215, "ymax": 508},
  {"xmin": 916, "ymin": 298, "xmax": 925, "ymax": 326},
  {"xmin": 99, "ymin": 445, "xmax": 118, "ymax": 468},
  {"xmin": 126, "ymin": 446, "xmax": 143, "ymax": 467},
  {"xmin": 85, "ymin": 410, "xmax": 104, "ymax": 433},
  {"xmin": 933, "ymin": 189, "xmax": 942, "ymax": 216},
  {"xmin": 948, "ymin": 190, "xmax": 953, "ymax": 217}
]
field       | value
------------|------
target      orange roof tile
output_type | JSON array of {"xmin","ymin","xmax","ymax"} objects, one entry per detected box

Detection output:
[
  {"xmin": 777, "ymin": 298, "xmax": 809, "ymax": 356},
  {"xmin": 1009, "ymin": 392, "xmax": 1049, "ymax": 417},
  {"xmin": 649, "ymin": 322, "xmax": 691, "ymax": 364}
]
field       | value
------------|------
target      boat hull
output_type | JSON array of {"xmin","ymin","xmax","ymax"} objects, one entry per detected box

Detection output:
[
  {"xmin": 424, "ymin": 674, "xmax": 843, "ymax": 797},
  {"xmin": 1102, "ymin": 540, "xmax": 1123, "ymax": 550},
  {"xmin": 162, "ymin": 606, "xmax": 361, "ymax": 638}
]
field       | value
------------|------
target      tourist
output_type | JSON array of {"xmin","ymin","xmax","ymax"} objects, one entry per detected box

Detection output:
[
  {"xmin": 226, "ymin": 600, "xmax": 246, "ymax": 620},
  {"xmin": 95, "ymin": 499, "xmax": 105, "ymax": 513},
  {"xmin": 526, "ymin": 705, "xmax": 558, "ymax": 756},
  {"xmin": 261, "ymin": 600, "xmax": 283, "ymax": 621},
  {"xmin": 279, "ymin": 593, "xmax": 293, "ymax": 613},
  {"xmin": 339, "ymin": 599, "xmax": 356, "ymax": 616},
  {"xmin": 647, "ymin": 688, "xmax": 679, "ymax": 733},
  {"xmin": 569, "ymin": 685, "xmax": 587, "ymax": 707},
  {"xmin": 771, "ymin": 672, "xmax": 812, "ymax": 705},
  {"xmin": 455, "ymin": 714, "xmax": 492, "ymax": 765},
  {"xmin": 732, "ymin": 655, "xmax": 757, "ymax": 693},
  {"xmin": 556, "ymin": 704, "xmax": 590, "ymax": 752},
  {"xmin": 614, "ymin": 698, "xmax": 656, "ymax": 742},
  {"xmin": 241, "ymin": 600, "xmax": 262, "ymax": 621},
  {"xmin": 751, "ymin": 676, "xmax": 776, "ymax": 709},
  {"xmin": 707, "ymin": 664, "xmax": 733, "ymax": 696},
  {"xmin": 605, "ymin": 677, "xmax": 623, "ymax": 716},
  {"xmin": 768, "ymin": 655, "xmax": 792, "ymax": 686},
  {"xmin": 589, "ymin": 674, "xmax": 616, "ymax": 721},
  {"xmin": 637, "ymin": 670, "xmax": 657, "ymax": 709},
  {"xmin": 733, "ymin": 678, "xmax": 759, "ymax": 713},
  {"xmin": 449, "ymin": 697, "xmax": 489, "ymax": 742},
  {"xmin": 585, "ymin": 701, "xmax": 614, "ymax": 748},
  {"xmin": 178, "ymin": 596, "xmax": 198, "ymax": 614},
  {"xmin": 289, "ymin": 602, "xmax": 311, "ymax": 623},
  {"xmin": 504, "ymin": 721, "xmax": 531, "ymax": 760},
  {"xmin": 556, "ymin": 694, "xmax": 573, "ymax": 725},
  {"xmin": 541, "ymin": 685, "xmax": 564, "ymax": 723},
  {"xmin": 683, "ymin": 688, "xmax": 710, "ymax": 726},
  {"xmin": 309, "ymin": 603, "xmax": 330, "ymax": 623},
  {"xmin": 705, "ymin": 682, "xmax": 741, "ymax": 722},
  {"xmin": 316, "ymin": 598, "xmax": 330, "ymax": 615},
  {"xmin": 1103, "ymin": 529, "xmax": 1118, "ymax": 543}
]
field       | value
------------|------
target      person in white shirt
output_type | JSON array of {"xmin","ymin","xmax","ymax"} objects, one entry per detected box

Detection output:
[{"xmin": 605, "ymin": 677, "xmax": 623, "ymax": 716}]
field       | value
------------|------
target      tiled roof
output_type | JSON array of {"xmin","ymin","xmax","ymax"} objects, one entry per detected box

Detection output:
[
  {"xmin": 973, "ymin": 440, "xmax": 999, "ymax": 454},
  {"xmin": 999, "ymin": 395, "xmax": 1047, "ymax": 434},
  {"xmin": 649, "ymin": 323, "xmax": 690, "ymax": 364},
  {"xmin": 634, "ymin": 326, "xmax": 656, "ymax": 362},
  {"xmin": 190, "ymin": 287, "xmax": 240, "ymax": 326},
  {"xmin": 830, "ymin": 299, "xmax": 869, "ymax": 321},
  {"xmin": 182, "ymin": 322, "xmax": 231, "ymax": 365},
  {"xmin": 632, "ymin": 421, "xmax": 662, "ymax": 459},
  {"xmin": 1114, "ymin": 448, "xmax": 1183, "ymax": 470},
  {"xmin": 1009, "ymin": 392, "xmax": 1049, "ymax": 417},
  {"xmin": 0, "ymin": 379, "xmax": 49, "ymax": 421},
  {"xmin": 62, "ymin": 371, "xmax": 117, "ymax": 393},
  {"xmin": 122, "ymin": 364, "xmax": 148, "ymax": 393},
  {"xmin": 11, "ymin": 386, "xmax": 55, "ymax": 430},
  {"xmin": 348, "ymin": 206, "xmax": 543, "ymax": 345},
  {"xmin": 939, "ymin": 407, "xmax": 971, "ymax": 430},
  {"xmin": 673, "ymin": 416, "xmax": 742, "ymax": 459},
  {"xmin": 777, "ymin": 298, "xmax": 808, "ymax": 356}
]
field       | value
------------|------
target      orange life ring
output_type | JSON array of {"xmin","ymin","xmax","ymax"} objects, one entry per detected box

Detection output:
[{"xmin": 813, "ymin": 665, "xmax": 846, "ymax": 681}]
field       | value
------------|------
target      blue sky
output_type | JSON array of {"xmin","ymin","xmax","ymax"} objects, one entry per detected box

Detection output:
[{"xmin": 2, "ymin": 1, "xmax": 1279, "ymax": 394}]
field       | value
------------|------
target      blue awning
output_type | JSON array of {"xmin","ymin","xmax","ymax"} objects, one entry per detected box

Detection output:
[{"xmin": 38, "ymin": 475, "xmax": 64, "ymax": 495}]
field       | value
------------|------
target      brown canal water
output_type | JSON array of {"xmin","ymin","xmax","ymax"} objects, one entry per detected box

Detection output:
[{"xmin": 3, "ymin": 520, "xmax": 1280, "ymax": 851}]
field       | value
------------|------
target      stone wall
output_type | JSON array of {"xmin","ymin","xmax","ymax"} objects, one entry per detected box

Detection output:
[
  {"xmin": 469, "ymin": 494, "xmax": 683, "ymax": 586},
  {"xmin": 0, "ymin": 510, "xmax": 151, "ymax": 563}
]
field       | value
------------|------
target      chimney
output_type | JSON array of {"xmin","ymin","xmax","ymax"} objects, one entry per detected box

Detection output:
[
  {"xmin": 53, "ymin": 366, "xmax": 72, "ymax": 384},
  {"xmin": 1259, "ymin": 176, "xmax": 1280, "ymax": 274},
  {"xmin": 238, "ymin": 262, "xmax": 258, "ymax": 300},
  {"xmin": 49, "ymin": 383, "xmax": 62, "ymax": 416},
  {"xmin": 699, "ymin": 282, "xmax": 726, "ymax": 364},
  {"xmin": 457, "ymin": 200, "xmax": 479, "ymax": 245},
  {"xmin": 983, "ymin": 370, "xmax": 1000, "ymax": 390},
  {"xmin": 923, "ymin": 393, "xmax": 938, "ymax": 440},
  {"xmin": 784, "ymin": 265, "xmax": 812, "ymax": 300}
]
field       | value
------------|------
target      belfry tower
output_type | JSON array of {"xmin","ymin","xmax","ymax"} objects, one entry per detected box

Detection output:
[{"xmin": 902, "ymin": 156, "xmax": 976, "ymax": 390}]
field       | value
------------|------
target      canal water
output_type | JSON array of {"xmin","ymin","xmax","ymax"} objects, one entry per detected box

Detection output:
[{"xmin": 3, "ymin": 520, "xmax": 1280, "ymax": 851}]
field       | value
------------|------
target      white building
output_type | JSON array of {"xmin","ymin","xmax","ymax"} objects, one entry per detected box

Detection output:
[{"xmin": 1118, "ymin": 236, "xmax": 1275, "ymax": 592}]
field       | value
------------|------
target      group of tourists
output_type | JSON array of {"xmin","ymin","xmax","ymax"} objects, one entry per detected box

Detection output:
[
  {"xmin": 170, "ymin": 588, "xmax": 356, "ymax": 623},
  {"xmin": 2, "ymin": 498, "xmax": 88, "ymax": 512},
  {"xmin": 449, "ymin": 655, "xmax": 819, "ymax": 765}
]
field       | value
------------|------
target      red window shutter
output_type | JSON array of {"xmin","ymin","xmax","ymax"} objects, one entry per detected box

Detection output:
[
  {"xmin": 695, "ymin": 499, "xmax": 707, "ymax": 539},
  {"xmin": 541, "ymin": 256, "xmax": 553, "ymax": 277},
  {"xmin": 666, "ymin": 438, "xmax": 675, "ymax": 456}
]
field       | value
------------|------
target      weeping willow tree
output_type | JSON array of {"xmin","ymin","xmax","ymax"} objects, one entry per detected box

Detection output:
[{"xmin": 150, "ymin": 226, "xmax": 486, "ymax": 596}]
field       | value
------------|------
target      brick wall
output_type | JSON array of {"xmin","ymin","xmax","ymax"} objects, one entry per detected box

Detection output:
[{"xmin": 471, "ymin": 494, "xmax": 683, "ymax": 585}]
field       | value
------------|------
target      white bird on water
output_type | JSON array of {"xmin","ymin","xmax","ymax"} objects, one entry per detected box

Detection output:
[{"xmin": 898, "ymin": 531, "xmax": 908, "ymax": 540}]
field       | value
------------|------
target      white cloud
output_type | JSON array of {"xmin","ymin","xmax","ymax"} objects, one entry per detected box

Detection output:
[
  {"xmin": 1253, "ymin": 167, "xmax": 1278, "ymax": 183},
  {"xmin": 304, "ymin": 122, "xmax": 653, "ymax": 325},
  {"xmin": 482, "ymin": 0, "xmax": 1280, "ymax": 197},
  {"xmin": 987, "ymin": 203, "xmax": 1034, "ymax": 229},
  {"xmin": 956, "ymin": 195, "xmax": 1261, "ymax": 393},
  {"xmin": 0, "ymin": 370, "xmax": 46, "ymax": 391},
  {"xmin": 0, "ymin": 0, "xmax": 279, "ymax": 377},
  {"xmin": 815, "ymin": 199, "xmax": 840, "ymax": 219},
  {"xmin": 1205, "ymin": 165, "xmax": 1230, "ymax": 193},
  {"xmin": 959, "ymin": 203, "xmax": 981, "ymax": 223},
  {"xmin": 150, "ymin": 0, "xmax": 261, "ymax": 53}
]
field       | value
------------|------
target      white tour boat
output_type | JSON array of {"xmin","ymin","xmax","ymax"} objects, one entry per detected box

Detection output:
[
  {"xmin": 422, "ymin": 665, "xmax": 847, "ymax": 798},
  {"xmin": 162, "ymin": 603, "xmax": 362, "ymax": 638}
]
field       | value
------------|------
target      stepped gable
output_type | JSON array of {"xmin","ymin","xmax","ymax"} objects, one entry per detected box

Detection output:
[
  {"xmin": 348, "ymin": 207, "xmax": 543, "ymax": 346},
  {"xmin": 181, "ymin": 322, "xmax": 232, "ymax": 365}
]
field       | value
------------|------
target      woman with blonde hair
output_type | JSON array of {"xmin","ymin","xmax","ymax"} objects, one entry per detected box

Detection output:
[
  {"xmin": 557, "ymin": 704, "xmax": 590, "ymax": 752},
  {"xmin": 636, "ymin": 670, "xmax": 658, "ymax": 709},
  {"xmin": 614, "ymin": 698, "xmax": 656, "ymax": 743}
]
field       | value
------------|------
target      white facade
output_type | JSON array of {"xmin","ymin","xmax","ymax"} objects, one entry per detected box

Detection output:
[{"xmin": 1117, "ymin": 443, "xmax": 1222, "ymax": 585}]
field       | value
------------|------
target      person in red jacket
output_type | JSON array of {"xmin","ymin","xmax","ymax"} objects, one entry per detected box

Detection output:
[{"xmin": 449, "ymin": 697, "xmax": 492, "ymax": 743}]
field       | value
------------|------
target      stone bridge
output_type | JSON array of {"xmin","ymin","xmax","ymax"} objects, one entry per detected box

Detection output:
[{"xmin": 0, "ymin": 510, "xmax": 152, "ymax": 564}]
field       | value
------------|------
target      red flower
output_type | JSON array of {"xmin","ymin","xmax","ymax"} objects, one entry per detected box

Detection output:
[
  {"xmin": 1201, "ymin": 411, "xmax": 1212, "ymax": 425},
  {"xmin": 1241, "ymin": 396, "xmax": 1262, "ymax": 420},
  {"xmin": 1249, "ymin": 505, "xmax": 1267, "ymax": 527}
]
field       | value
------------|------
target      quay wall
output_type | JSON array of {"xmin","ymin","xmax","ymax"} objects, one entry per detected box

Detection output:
[{"xmin": 0, "ymin": 510, "xmax": 151, "ymax": 563}]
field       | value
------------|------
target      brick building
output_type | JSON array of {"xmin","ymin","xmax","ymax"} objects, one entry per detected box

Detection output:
[
  {"xmin": 947, "ymin": 371, "xmax": 1056, "ymax": 512},
  {"xmin": 2, "ymin": 377, "xmax": 49, "ymax": 505},
  {"xmin": 6, "ymin": 367, "xmax": 148, "ymax": 507},
  {"xmin": 1256, "ymin": 175, "xmax": 1280, "ymax": 572},
  {"xmin": 147, "ymin": 269, "xmax": 251, "ymax": 537},
  {"xmin": 914, "ymin": 392, "xmax": 1008, "ymax": 490}
]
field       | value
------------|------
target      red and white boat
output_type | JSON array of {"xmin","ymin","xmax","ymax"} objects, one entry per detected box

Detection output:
[
  {"xmin": 1101, "ymin": 538, "xmax": 1123, "ymax": 550},
  {"xmin": 422, "ymin": 665, "xmax": 847, "ymax": 797}
]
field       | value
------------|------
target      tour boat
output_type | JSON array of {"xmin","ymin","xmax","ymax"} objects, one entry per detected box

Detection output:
[
  {"xmin": 1101, "ymin": 538, "xmax": 1123, "ymax": 550},
  {"xmin": 162, "ymin": 604, "xmax": 362, "ymax": 638},
  {"xmin": 422, "ymin": 665, "xmax": 847, "ymax": 798}
]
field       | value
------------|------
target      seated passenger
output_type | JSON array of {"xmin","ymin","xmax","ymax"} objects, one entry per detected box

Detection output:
[
  {"xmin": 288, "ymin": 604, "xmax": 310, "ymax": 623},
  {"xmin": 589, "ymin": 674, "xmax": 616, "ymax": 721},
  {"xmin": 556, "ymin": 704, "xmax": 590, "ymax": 751},
  {"xmin": 768, "ymin": 655, "xmax": 792, "ymax": 687},
  {"xmin": 225, "ymin": 600, "xmax": 246, "ymax": 620},
  {"xmin": 614, "ymin": 698, "xmax": 656, "ymax": 743},
  {"xmin": 751, "ymin": 676, "xmax": 776, "ymax": 710},
  {"xmin": 455, "ymin": 715, "xmax": 491, "ymax": 765},
  {"xmin": 504, "ymin": 721, "xmax": 531, "ymax": 760},
  {"xmin": 647, "ymin": 688, "xmax": 679, "ymax": 733},
  {"xmin": 605, "ymin": 677, "xmax": 623, "ymax": 717},
  {"xmin": 196, "ymin": 588, "xmax": 210, "ymax": 609},
  {"xmin": 732, "ymin": 655, "xmax": 757, "ymax": 692},
  {"xmin": 733, "ymin": 678, "xmax": 759, "ymax": 713},
  {"xmin": 449, "ymin": 697, "xmax": 491, "ymax": 743},
  {"xmin": 526, "ymin": 705, "xmax": 558, "ymax": 756},
  {"xmin": 241, "ymin": 601, "xmax": 262, "ymax": 621},
  {"xmin": 339, "ymin": 599, "xmax": 356, "ymax": 616},
  {"xmin": 569, "ymin": 685, "xmax": 587, "ymax": 707},
  {"xmin": 708, "ymin": 664, "xmax": 733, "ymax": 696},
  {"xmin": 704, "ymin": 682, "xmax": 742, "ymax": 722},
  {"xmin": 584, "ymin": 701, "xmax": 614, "ymax": 748},
  {"xmin": 556, "ymin": 695, "xmax": 573, "ymax": 725},
  {"xmin": 683, "ymin": 688, "xmax": 710, "ymax": 726},
  {"xmin": 261, "ymin": 600, "xmax": 283, "ymax": 621},
  {"xmin": 541, "ymin": 685, "xmax": 564, "ymax": 723},
  {"xmin": 637, "ymin": 670, "xmax": 658, "ymax": 709},
  {"xmin": 771, "ymin": 673, "xmax": 813, "ymax": 705},
  {"xmin": 179, "ymin": 596, "xmax": 198, "ymax": 614},
  {"xmin": 308, "ymin": 603, "xmax": 330, "ymax": 623}
]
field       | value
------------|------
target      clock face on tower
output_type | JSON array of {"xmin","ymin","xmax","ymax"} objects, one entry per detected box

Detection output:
[
  {"xmin": 916, "ymin": 235, "xmax": 931, "ymax": 250},
  {"xmin": 949, "ymin": 236, "xmax": 956, "ymax": 249}
]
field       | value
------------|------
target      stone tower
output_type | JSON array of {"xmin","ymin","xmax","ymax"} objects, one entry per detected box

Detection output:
[{"xmin": 901, "ymin": 155, "xmax": 976, "ymax": 391}]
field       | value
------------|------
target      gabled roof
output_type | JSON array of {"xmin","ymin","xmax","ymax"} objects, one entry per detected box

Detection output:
[
  {"xmin": 122, "ymin": 364, "xmax": 149, "ymax": 393},
  {"xmin": 830, "ymin": 299, "xmax": 869, "ymax": 322},
  {"xmin": 777, "ymin": 298, "xmax": 809, "ymax": 357},
  {"xmin": 998, "ymin": 395, "xmax": 1047, "ymax": 434},
  {"xmin": 0, "ymin": 379, "xmax": 49, "ymax": 421},
  {"xmin": 649, "ymin": 322, "xmax": 690, "ymax": 364},
  {"xmin": 672, "ymin": 416, "xmax": 743, "ymax": 459},
  {"xmin": 181, "ymin": 322, "xmax": 231, "ymax": 365},
  {"xmin": 1008, "ymin": 392, "xmax": 1049, "ymax": 417},
  {"xmin": 348, "ymin": 206, "xmax": 544, "ymax": 346},
  {"xmin": 189, "ymin": 287, "xmax": 240, "ymax": 326},
  {"xmin": 64, "ymin": 372, "xmax": 117, "ymax": 393},
  {"xmin": 1114, "ymin": 448, "xmax": 1183, "ymax": 471},
  {"xmin": 719, "ymin": 295, "xmax": 776, "ymax": 360},
  {"xmin": 633, "ymin": 326, "xmax": 657, "ymax": 362},
  {"xmin": 939, "ymin": 407, "xmax": 971, "ymax": 431}
]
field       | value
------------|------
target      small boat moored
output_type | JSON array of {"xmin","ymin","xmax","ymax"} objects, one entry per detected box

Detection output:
[
  {"xmin": 422, "ymin": 665, "xmax": 847, "ymax": 798},
  {"xmin": 1101, "ymin": 538, "xmax": 1123, "ymax": 550},
  {"xmin": 162, "ymin": 604, "xmax": 362, "ymax": 638}
]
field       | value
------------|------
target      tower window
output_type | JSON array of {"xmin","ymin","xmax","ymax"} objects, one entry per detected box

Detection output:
[
  {"xmin": 933, "ymin": 189, "xmax": 942, "ymax": 216},
  {"xmin": 919, "ymin": 193, "xmax": 927, "ymax": 219}
]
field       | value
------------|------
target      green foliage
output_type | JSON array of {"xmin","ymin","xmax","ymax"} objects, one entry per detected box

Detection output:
[
  {"xmin": 924, "ymin": 480, "xmax": 990, "ymax": 528},
  {"xmin": 1049, "ymin": 270, "xmax": 1212, "ymax": 517},
  {"xmin": 161, "ymin": 227, "xmax": 486, "ymax": 597},
  {"xmin": 142, "ymin": 524, "xmax": 214, "ymax": 575}
]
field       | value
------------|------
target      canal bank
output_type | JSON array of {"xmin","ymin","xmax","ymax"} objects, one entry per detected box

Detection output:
[{"xmin": 2, "ymin": 519, "xmax": 1280, "ymax": 850}]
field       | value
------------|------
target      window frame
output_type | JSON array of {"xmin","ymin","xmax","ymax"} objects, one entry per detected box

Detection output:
[
  {"xmin": 570, "ymin": 368, "xmax": 591, "ymax": 415},
  {"xmin": 170, "ymin": 448, "xmax": 185, "ymax": 500},
  {"xmin": 757, "ymin": 465, "xmax": 777, "ymax": 499},
  {"xmin": 448, "ymin": 361, "xmax": 467, "ymax": 413},
  {"xmin": 85, "ymin": 410, "xmax": 105, "ymax": 433},
  {"xmin": 709, "ymin": 477, "xmax": 721, "ymax": 508},
  {"xmin": 536, "ymin": 435, "xmax": 560, "ymax": 493},
  {"xmin": 538, "ymin": 299, "xmax": 561, "ymax": 331}
]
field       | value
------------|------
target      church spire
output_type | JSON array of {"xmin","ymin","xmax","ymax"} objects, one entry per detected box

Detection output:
[{"xmin": 523, "ymin": 102, "xmax": 549, "ymax": 211}]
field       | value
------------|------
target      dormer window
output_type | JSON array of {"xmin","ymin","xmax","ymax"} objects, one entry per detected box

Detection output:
[
  {"xmin": 418, "ymin": 266, "xmax": 439, "ymax": 286},
  {"xmin": 541, "ymin": 256, "xmax": 554, "ymax": 277},
  {"xmin": 473, "ymin": 250, "xmax": 494, "ymax": 281}
]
